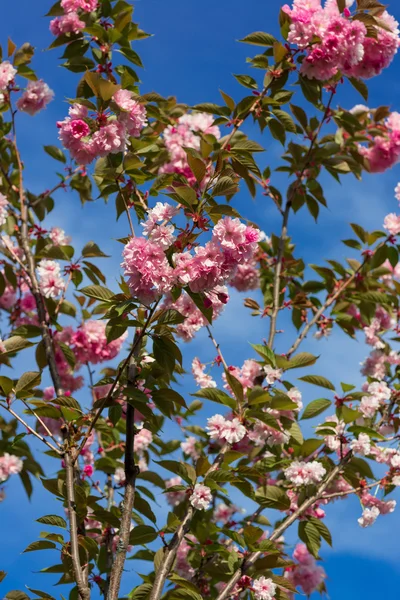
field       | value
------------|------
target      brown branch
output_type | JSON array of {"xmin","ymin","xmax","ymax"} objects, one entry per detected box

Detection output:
[
  {"xmin": 1, "ymin": 404, "xmax": 62, "ymax": 454},
  {"xmin": 29, "ymin": 166, "xmax": 81, "ymax": 208},
  {"xmin": 76, "ymin": 301, "xmax": 160, "ymax": 459},
  {"xmin": 206, "ymin": 325, "xmax": 229, "ymax": 370},
  {"xmin": 20, "ymin": 398, "xmax": 63, "ymax": 448},
  {"xmin": 215, "ymin": 453, "xmax": 352, "ymax": 600},
  {"xmin": 107, "ymin": 336, "xmax": 142, "ymax": 600}
]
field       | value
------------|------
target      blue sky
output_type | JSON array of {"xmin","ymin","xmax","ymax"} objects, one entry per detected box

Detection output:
[{"xmin": 1, "ymin": 0, "xmax": 400, "ymax": 598}]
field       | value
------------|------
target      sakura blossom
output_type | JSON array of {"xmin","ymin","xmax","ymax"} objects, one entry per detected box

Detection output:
[
  {"xmin": 70, "ymin": 319, "xmax": 127, "ymax": 365},
  {"xmin": 0, "ymin": 61, "xmax": 16, "ymax": 90},
  {"xmin": 284, "ymin": 460, "xmax": 326, "ymax": 486},
  {"xmin": 213, "ymin": 503, "xmax": 241, "ymax": 524},
  {"xmin": 252, "ymin": 577, "xmax": 276, "ymax": 600},
  {"xmin": 358, "ymin": 506, "xmax": 380, "ymax": 528},
  {"xmin": 16, "ymin": 80, "xmax": 54, "ymax": 116},
  {"xmin": 0, "ymin": 192, "xmax": 9, "ymax": 226},
  {"xmin": 189, "ymin": 483, "xmax": 212, "ymax": 511},
  {"xmin": 61, "ymin": 0, "xmax": 98, "ymax": 12},
  {"xmin": 358, "ymin": 111, "xmax": 400, "ymax": 173},
  {"xmin": 114, "ymin": 467, "xmax": 125, "ymax": 485},
  {"xmin": 384, "ymin": 213, "xmax": 400, "ymax": 236},
  {"xmin": 287, "ymin": 544, "xmax": 326, "ymax": 595},
  {"xmin": 165, "ymin": 477, "xmax": 186, "ymax": 506},
  {"xmin": 50, "ymin": 227, "xmax": 71, "ymax": 246},
  {"xmin": 350, "ymin": 433, "xmax": 371, "ymax": 456},
  {"xmin": 287, "ymin": 386, "xmax": 303, "ymax": 410},
  {"xmin": 264, "ymin": 364, "xmax": 283, "ymax": 385},
  {"xmin": 0, "ymin": 453, "xmax": 23, "ymax": 482},
  {"xmin": 113, "ymin": 89, "xmax": 148, "ymax": 136},
  {"xmin": 37, "ymin": 259, "xmax": 65, "ymax": 298},
  {"xmin": 181, "ymin": 436, "xmax": 200, "ymax": 460},
  {"xmin": 133, "ymin": 428, "xmax": 153, "ymax": 455},
  {"xmin": 50, "ymin": 12, "xmax": 85, "ymax": 36},
  {"xmin": 206, "ymin": 414, "xmax": 246, "ymax": 444},
  {"xmin": 192, "ymin": 357, "xmax": 217, "ymax": 389}
]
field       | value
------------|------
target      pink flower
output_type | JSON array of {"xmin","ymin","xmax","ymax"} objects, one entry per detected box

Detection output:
[
  {"xmin": 181, "ymin": 436, "xmax": 200, "ymax": 460},
  {"xmin": 0, "ymin": 453, "xmax": 23, "ymax": 482},
  {"xmin": 71, "ymin": 319, "xmax": 127, "ymax": 365},
  {"xmin": 206, "ymin": 414, "xmax": 246, "ymax": 444},
  {"xmin": 229, "ymin": 261, "xmax": 259, "ymax": 292},
  {"xmin": 113, "ymin": 90, "xmax": 147, "ymax": 137},
  {"xmin": 37, "ymin": 259, "xmax": 65, "ymax": 298},
  {"xmin": 264, "ymin": 365, "xmax": 283, "ymax": 385},
  {"xmin": 0, "ymin": 192, "xmax": 9, "ymax": 226},
  {"xmin": 287, "ymin": 387, "xmax": 303, "ymax": 411},
  {"xmin": 384, "ymin": 213, "xmax": 400, "ymax": 236},
  {"xmin": 0, "ymin": 61, "xmax": 17, "ymax": 90},
  {"xmin": 358, "ymin": 506, "xmax": 380, "ymax": 528},
  {"xmin": 284, "ymin": 460, "xmax": 326, "ymax": 486},
  {"xmin": 213, "ymin": 503, "xmax": 240, "ymax": 524},
  {"xmin": 61, "ymin": 0, "xmax": 98, "ymax": 12},
  {"xmin": 165, "ymin": 476, "xmax": 186, "ymax": 506},
  {"xmin": 50, "ymin": 227, "xmax": 71, "ymax": 246},
  {"xmin": 288, "ymin": 544, "xmax": 326, "ymax": 595},
  {"xmin": 93, "ymin": 121, "xmax": 126, "ymax": 156},
  {"xmin": 50, "ymin": 12, "xmax": 85, "ymax": 35},
  {"xmin": 83, "ymin": 465, "xmax": 94, "ymax": 477},
  {"xmin": 252, "ymin": 577, "xmax": 276, "ymax": 600},
  {"xmin": 189, "ymin": 483, "xmax": 212, "ymax": 510},
  {"xmin": 43, "ymin": 386, "xmax": 55, "ymax": 401},
  {"xmin": 16, "ymin": 80, "xmax": 54, "ymax": 116},
  {"xmin": 359, "ymin": 395, "xmax": 380, "ymax": 418},
  {"xmin": 350, "ymin": 433, "xmax": 371, "ymax": 456},
  {"xmin": 114, "ymin": 466, "xmax": 125, "ymax": 485},
  {"xmin": 192, "ymin": 357, "xmax": 217, "ymax": 389},
  {"xmin": 134, "ymin": 428, "xmax": 153, "ymax": 454},
  {"xmin": 122, "ymin": 237, "xmax": 175, "ymax": 304}
]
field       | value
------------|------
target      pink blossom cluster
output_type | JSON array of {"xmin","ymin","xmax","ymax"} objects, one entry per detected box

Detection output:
[
  {"xmin": 361, "ymin": 491, "xmax": 396, "ymax": 516},
  {"xmin": 248, "ymin": 419, "xmax": 290, "ymax": 447},
  {"xmin": 364, "ymin": 306, "xmax": 393, "ymax": 349},
  {"xmin": 213, "ymin": 502, "xmax": 241, "ymax": 524},
  {"xmin": 133, "ymin": 428, "xmax": 153, "ymax": 455},
  {"xmin": 181, "ymin": 436, "xmax": 200, "ymax": 460},
  {"xmin": 164, "ymin": 287, "xmax": 228, "ymax": 341},
  {"xmin": 223, "ymin": 359, "xmax": 263, "ymax": 395},
  {"xmin": 50, "ymin": 227, "xmax": 71, "ymax": 246},
  {"xmin": 384, "ymin": 212, "xmax": 400, "ymax": 236},
  {"xmin": 37, "ymin": 259, "xmax": 65, "ymax": 298},
  {"xmin": 287, "ymin": 489, "xmax": 326, "ymax": 520},
  {"xmin": 349, "ymin": 433, "xmax": 371, "ymax": 456},
  {"xmin": 359, "ymin": 380, "xmax": 391, "ymax": 418},
  {"xmin": 207, "ymin": 414, "xmax": 246, "ymax": 444},
  {"xmin": 192, "ymin": 357, "xmax": 217, "ymax": 389},
  {"xmin": 252, "ymin": 577, "xmax": 276, "ymax": 600},
  {"xmin": 0, "ymin": 193, "xmax": 9, "ymax": 227},
  {"xmin": 70, "ymin": 319, "xmax": 127, "ymax": 365},
  {"xmin": 165, "ymin": 476, "xmax": 186, "ymax": 506},
  {"xmin": 283, "ymin": 1, "xmax": 399, "ymax": 81},
  {"xmin": 318, "ymin": 414, "xmax": 345, "ymax": 452},
  {"xmin": 123, "ymin": 213, "xmax": 260, "ymax": 305},
  {"xmin": 57, "ymin": 94, "xmax": 147, "ymax": 165},
  {"xmin": 264, "ymin": 364, "xmax": 283, "ymax": 385},
  {"xmin": 284, "ymin": 460, "xmax": 326, "ymax": 486},
  {"xmin": 229, "ymin": 257, "xmax": 260, "ymax": 292},
  {"xmin": 160, "ymin": 112, "xmax": 221, "ymax": 186},
  {"xmin": 358, "ymin": 505, "xmax": 380, "ymax": 528},
  {"xmin": 16, "ymin": 80, "xmax": 54, "ymax": 116},
  {"xmin": 358, "ymin": 112, "xmax": 400, "ymax": 173},
  {"xmin": 0, "ymin": 453, "xmax": 23, "ymax": 482},
  {"xmin": 50, "ymin": 0, "xmax": 98, "ymax": 36},
  {"xmin": 286, "ymin": 544, "xmax": 326, "ymax": 595},
  {"xmin": 189, "ymin": 483, "xmax": 212, "ymax": 510},
  {"xmin": 176, "ymin": 536, "xmax": 196, "ymax": 578},
  {"xmin": 361, "ymin": 349, "xmax": 400, "ymax": 380},
  {"xmin": 0, "ymin": 61, "xmax": 16, "ymax": 91}
]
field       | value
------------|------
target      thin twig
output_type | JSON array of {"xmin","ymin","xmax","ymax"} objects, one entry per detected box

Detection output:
[
  {"xmin": 321, "ymin": 480, "xmax": 381, "ymax": 501},
  {"xmin": 215, "ymin": 453, "xmax": 352, "ymax": 600},
  {"xmin": 206, "ymin": 325, "xmax": 229, "ymax": 370},
  {"xmin": 1, "ymin": 404, "xmax": 62, "ymax": 454},
  {"xmin": 20, "ymin": 398, "xmax": 63, "ymax": 448}
]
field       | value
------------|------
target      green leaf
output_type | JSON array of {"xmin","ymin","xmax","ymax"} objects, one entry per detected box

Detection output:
[
  {"xmin": 348, "ymin": 76, "xmax": 368, "ymax": 101},
  {"xmin": 81, "ymin": 241, "xmax": 109, "ymax": 258},
  {"xmin": 15, "ymin": 371, "xmax": 41, "ymax": 393},
  {"xmin": 23, "ymin": 540, "xmax": 57, "ymax": 553},
  {"xmin": 37, "ymin": 515, "xmax": 67, "ymax": 529},
  {"xmin": 285, "ymin": 352, "xmax": 318, "ymax": 370},
  {"xmin": 43, "ymin": 145, "xmax": 66, "ymax": 163},
  {"xmin": 0, "ymin": 571, "xmax": 7, "ymax": 583},
  {"xmin": 134, "ymin": 495, "xmax": 157, "ymax": 524},
  {"xmin": 239, "ymin": 31, "xmax": 276, "ymax": 46},
  {"xmin": 273, "ymin": 41, "xmax": 288, "ymax": 62},
  {"xmin": 193, "ymin": 387, "xmax": 236, "ymax": 410},
  {"xmin": 298, "ymin": 520, "xmax": 321, "ymax": 558},
  {"xmin": 80, "ymin": 285, "xmax": 114, "ymax": 302},
  {"xmin": 298, "ymin": 375, "xmax": 335, "ymax": 391},
  {"xmin": 129, "ymin": 525, "xmax": 158, "ymax": 545},
  {"xmin": 3, "ymin": 336, "xmax": 34, "ymax": 354},
  {"xmin": 251, "ymin": 343, "xmax": 276, "ymax": 366},
  {"xmin": 130, "ymin": 583, "xmax": 152, "ymax": 600},
  {"xmin": 301, "ymin": 399, "xmax": 332, "ymax": 420},
  {"xmin": 5, "ymin": 593, "xmax": 30, "ymax": 600},
  {"xmin": 0, "ymin": 376, "xmax": 14, "ymax": 395},
  {"xmin": 255, "ymin": 485, "xmax": 290, "ymax": 510},
  {"xmin": 233, "ymin": 74, "xmax": 258, "ymax": 90},
  {"xmin": 84, "ymin": 71, "xmax": 120, "ymax": 100}
]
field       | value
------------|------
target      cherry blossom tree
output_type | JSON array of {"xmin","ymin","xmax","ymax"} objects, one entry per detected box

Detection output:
[{"xmin": 1, "ymin": 1, "xmax": 400, "ymax": 599}]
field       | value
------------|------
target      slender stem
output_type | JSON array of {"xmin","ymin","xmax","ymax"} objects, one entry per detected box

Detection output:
[
  {"xmin": 1, "ymin": 404, "xmax": 62, "ymax": 454},
  {"xmin": 76, "ymin": 302, "xmax": 159, "ymax": 459},
  {"xmin": 206, "ymin": 325, "xmax": 229, "ymax": 370},
  {"xmin": 149, "ymin": 446, "xmax": 229, "ymax": 600},
  {"xmin": 286, "ymin": 270, "xmax": 359, "ymax": 358},
  {"xmin": 107, "ymin": 336, "xmax": 142, "ymax": 600},
  {"xmin": 54, "ymin": 271, "xmax": 73, "ymax": 318},
  {"xmin": 20, "ymin": 399, "xmax": 63, "ymax": 448},
  {"xmin": 321, "ymin": 480, "xmax": 381, "ymax": 501},
  {"xmin": 215, "ymin": 453, "xmax": 352, "ymax": 600},
  {"xmin": 29, "ymin": 167, "xmax": 81, "ymax": 208},
  {"xmin": 65, "ymin": 451, "xmax": 91, "ymax": 600}
]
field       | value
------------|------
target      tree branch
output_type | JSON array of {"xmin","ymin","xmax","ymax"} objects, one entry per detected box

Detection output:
[
  {"xmin": 214, "ymin": 453, "xmax": 352, "ymax": 600},
  {"xmin": 1, "ymin": 404, "xmax": 62, "ymax": 454}
]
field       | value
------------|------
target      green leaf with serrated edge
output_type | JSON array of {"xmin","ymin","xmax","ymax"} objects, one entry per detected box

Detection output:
[
  {"xmin": 239, "ymin": 31, "xmax": 276, "ymax": 46},
  {"xmin": 15, "ymin": 371, "xmax": 41, "ymax": 393},
  {"xmin": 79, "ymin": 285, "xmax": 114, "ymax": 301},
  {"xmin": 130, "ymin": 583, "xmax": 152, "ymax": 599},
  {"xmin": 23, "ymin": 540, "xmax": 57, "ymax": 553},
  {"xmin": 251, "ymin": 343, "xmax": 276, "ymax": 366},
  {"xmin": 255, "ymin": 485, "xmax": 290, "ymax": 510},
  {"xmin": 285, "ymin": 352, "xmax": 318, "ymax": 370},
  {"xmin": 301, "ymin": 399, "xmax": 332, "ymax": 420},
  {"xmin": 37, "ymin": 515, "xmax": 67, "ymax": 528},
  {"xmin": 129, "ymin": 525, "xmax": 158, "ymax": 546},
  {"xmin": 43, "ymin": 145, "xmax": 66, "ymax": 163},
  {"xmin": 298, "ymin": 520, "xmax": 321, "ymax": 558},
  {"xmin": 298, "ymin": 375, "xmax": 335, "ymax": 391},
  {"xmin": 193, "ymin": 388, "xmax": 236, "ymax": 410}
]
